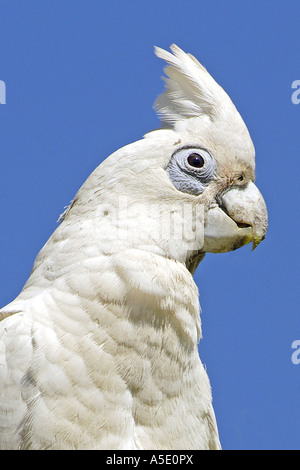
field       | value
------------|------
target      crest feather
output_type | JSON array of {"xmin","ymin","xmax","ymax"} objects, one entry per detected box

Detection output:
[{"xmin": 154, "ymin": 44, "xmax": 232, "ymax": 128}]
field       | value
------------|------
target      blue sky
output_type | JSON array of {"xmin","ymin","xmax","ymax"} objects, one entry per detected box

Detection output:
[{"xmin": 0, "ymin": 1, "xmax": 299, "ymax": 450}]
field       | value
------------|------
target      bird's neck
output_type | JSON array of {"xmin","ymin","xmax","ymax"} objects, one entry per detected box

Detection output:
[{"xmin": 18, "ymin": 241, "xmax": 210, "ymax": 449}]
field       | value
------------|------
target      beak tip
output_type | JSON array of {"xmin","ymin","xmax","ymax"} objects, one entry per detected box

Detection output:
[{"xmin": 251, "ymin": 234, "xmax": 266, "ymax": 251}]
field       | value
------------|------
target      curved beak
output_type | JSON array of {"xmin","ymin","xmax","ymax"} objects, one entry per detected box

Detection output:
[{"xmin": 203, "ymin": 181, "xmax": 268, "ymax": 253}]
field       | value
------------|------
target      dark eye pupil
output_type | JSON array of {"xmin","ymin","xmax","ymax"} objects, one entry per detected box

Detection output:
[{"xmin": 187, "ymin": 153, "xmax": 204, "ymax": 168}]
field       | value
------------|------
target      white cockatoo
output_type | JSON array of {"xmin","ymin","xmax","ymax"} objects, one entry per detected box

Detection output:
[{"xmin": 0, "ymin": 45, "xmax": 267, "ymax": 450}]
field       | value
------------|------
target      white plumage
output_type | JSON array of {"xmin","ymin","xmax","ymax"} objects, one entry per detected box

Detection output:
[{"xmin": 0, "ymin": 45, "xmax": 268, "ymax": 450}]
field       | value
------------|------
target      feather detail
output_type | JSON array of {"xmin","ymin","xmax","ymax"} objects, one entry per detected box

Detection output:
[{"xmin": 154, "ymin": 44, "xmax": 233, "ymax": 127}]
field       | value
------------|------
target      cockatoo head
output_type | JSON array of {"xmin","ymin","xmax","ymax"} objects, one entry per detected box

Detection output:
[
  {"xmin": 68, "ymin": 44, "xmax": 267, "ymax": 274},
  {"xmin": 153, "ymin": 45, "xmax": 267, "ymax": 258}
]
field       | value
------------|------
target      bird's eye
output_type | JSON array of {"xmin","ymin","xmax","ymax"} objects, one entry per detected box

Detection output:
[
  {"xmin": 166, "ymin": 146, "xmax": 217, "ymax": 196},
  {"xmin": 187, "ymin": 153, "xmax": 204, "ymax": 168}
]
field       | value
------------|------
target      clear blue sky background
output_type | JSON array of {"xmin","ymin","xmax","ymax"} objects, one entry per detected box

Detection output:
[{"xmin": 0, "ymin": 1, "xmax": 299, "ymax": 450}]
